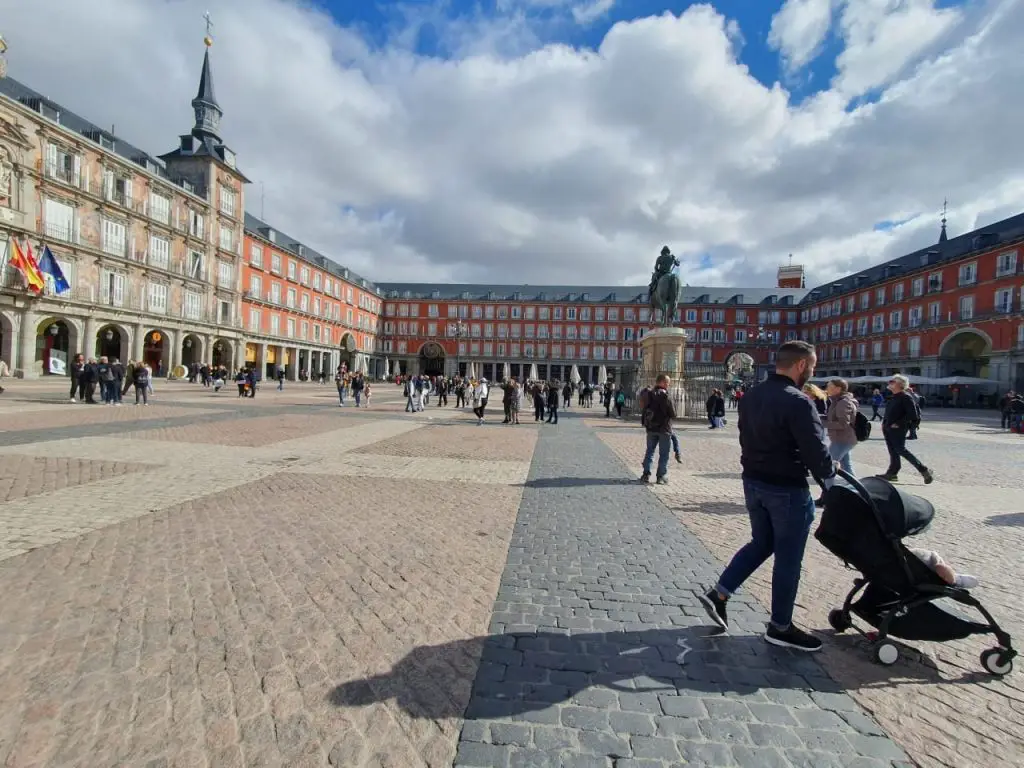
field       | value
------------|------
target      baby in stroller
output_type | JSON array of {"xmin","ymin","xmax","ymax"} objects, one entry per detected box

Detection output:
[
  {"xmin": 909, "ymin": 548, "xmax": 978, "ymax": 590},
  {"xmin": 815, "ymin": 470, "xmax": 1014, "ymax": 676}
]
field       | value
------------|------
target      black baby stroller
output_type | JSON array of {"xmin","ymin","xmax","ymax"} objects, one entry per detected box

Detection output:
[{"xmin": 815, "ymin": 470, "xmax": 1015, "ymax": 675}]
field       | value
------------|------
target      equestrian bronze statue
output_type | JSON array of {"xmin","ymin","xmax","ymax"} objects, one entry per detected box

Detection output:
[{"xmin": 648, "ymin": 246, "xmax": 681, "ymax": 327}]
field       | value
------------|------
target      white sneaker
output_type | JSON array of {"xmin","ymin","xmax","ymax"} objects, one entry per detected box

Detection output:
[{"xmin": 69, "ymin": 397, "xmax": 76, "ymax": 403}]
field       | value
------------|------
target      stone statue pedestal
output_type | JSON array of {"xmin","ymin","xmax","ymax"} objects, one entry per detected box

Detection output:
[
  {"xmin": 641, "ymin": 327, "xmax": 687, "ymax": 377},
  {"xmin": 638, "ymin": 327, "xmax": 688, "ymax": 419}
]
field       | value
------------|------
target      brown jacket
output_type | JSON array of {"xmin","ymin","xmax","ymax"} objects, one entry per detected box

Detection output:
[{"xmin": 824, "ymin": 392, "xmax": 858, "ymax": 444}]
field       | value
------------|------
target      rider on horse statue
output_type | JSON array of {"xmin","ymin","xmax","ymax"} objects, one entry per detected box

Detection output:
[{"xmin": 649, "ymin": 246, "xmax": 680, "ymax": 301}]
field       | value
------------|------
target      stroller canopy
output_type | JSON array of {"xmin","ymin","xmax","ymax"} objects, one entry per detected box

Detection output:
[{"xmin": 853, "ymin": 476, "xmax": 935, "ymax": 537}]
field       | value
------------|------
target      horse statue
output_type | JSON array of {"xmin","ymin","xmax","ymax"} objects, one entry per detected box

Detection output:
[{"xmin": 648, "ymin": 246, "xmax": 681, "ymax": 327}]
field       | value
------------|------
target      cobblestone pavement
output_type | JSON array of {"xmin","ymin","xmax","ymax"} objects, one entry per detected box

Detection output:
[
  {"xmin": 450, "ymin": 417, "xmax": 909, "ymax": 768},
  {"xmin": 0, "ymin": 380, "xmax": 533, "ymax": 767},
  {"xmin": 597, "ymin": 414, "xmax": 1024, "ymax": 768},
  {"xmin": 0, "ymin": 377, "xmax": 1014, "ymax": 767}
]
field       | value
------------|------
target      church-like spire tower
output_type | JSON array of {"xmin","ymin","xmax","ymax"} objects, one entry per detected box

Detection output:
[
  {"xmin": 939, "ymin": 199, "xmax": 949, "ymax": 243},
  {"xmin": 191, "ymin": 14, "xmax": 222, "ymax": 143}
]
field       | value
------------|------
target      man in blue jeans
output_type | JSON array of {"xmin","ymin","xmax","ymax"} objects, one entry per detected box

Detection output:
[
  {"xmin": 698, "ymin": 341, "xmax": 836, "ymax": 652},
  {"xmin": 639, "ymin": 374, "xmax": 677, "ymax": 485}
]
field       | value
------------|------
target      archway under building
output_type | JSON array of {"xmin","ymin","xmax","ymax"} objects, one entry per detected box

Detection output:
[
  {"xmin": 418, "ymin": 342, "xmax": 446, "ymax": 376},
  {"xmin": 96, "ymin": 323, "xmax": 130, "ymax": 362},
  {"xmin": 339, "ymin": 333, "xmax": 356, "ymax": 374},
  {"xmin": 212, "ymin": 339, "xmax": 231, "ymax": 370},
  {"xmin": 181, "ymin": 334, "xmax": 204, "ymax": 368},
  {"xmin": 939, "ymin": 328, "xmax": 992, "ymax": 378},
  {"xmin": 143, "ymin": 330, "xmax": 168, "ymax": 375},
  {"xmin": 724, "ymin": 351, "xmax": 755, "ymax": 381},
  {"xmin": 0, "ymin": 311, "xmax": 14, "ymax": 374},
  {"xmin": 37, "ymin": 317, "xmax": 76, "ymax": 376}
]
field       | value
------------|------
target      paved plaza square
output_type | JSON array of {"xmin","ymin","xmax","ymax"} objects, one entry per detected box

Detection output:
[{"xmin": 0, "ymin": 379, "xmax": 1020, "ymax": 768}]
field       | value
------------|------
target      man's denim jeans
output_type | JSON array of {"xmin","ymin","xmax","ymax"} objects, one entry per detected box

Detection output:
[
  {"xmin": 642, "ymin": 432, "xmax": 671, "ymax": 478},
  {"xmin": 716, "ymin": 478, "xmax": 815, "ymax": 629}
]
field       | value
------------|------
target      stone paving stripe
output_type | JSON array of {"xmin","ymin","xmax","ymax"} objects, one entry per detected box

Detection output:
[{"xmin": 453, "ymin": 417, "xmax": 908, "ymax": 768}]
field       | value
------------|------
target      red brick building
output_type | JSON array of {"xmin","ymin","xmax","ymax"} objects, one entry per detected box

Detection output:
[
  {"xmin": 802, "ymin": 215, "xmax": 1024, "ymax": 395},
  {"xmin": 375, "ymin": 282, "xmax": 804, "ymax": 382}
]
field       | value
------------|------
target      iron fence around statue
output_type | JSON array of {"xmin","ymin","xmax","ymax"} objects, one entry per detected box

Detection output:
[{"xmin": 615, "ymin": 362, "xmax": 732, "ymax": 421}]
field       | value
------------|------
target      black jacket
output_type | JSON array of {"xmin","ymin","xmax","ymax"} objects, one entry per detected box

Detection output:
[
  {"xmin": 738, "ymin": 373, "xmax": 835, "ymax": 488},
  {"xmin": 882, "ymin": 391, "xmax": 919, "ymax": 431},
  {"xmin": 645, "ymin": 387, "xmax": 676, "ymax": 434}
]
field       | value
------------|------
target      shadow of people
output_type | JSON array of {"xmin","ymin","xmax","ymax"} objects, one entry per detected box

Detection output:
[
  {"xmin": 327, "ymin": 626, "xmax": 836, "ymax": 721},
  {"xmin": 984, "ymin": 512, "xmax": 1024, "ymax": 527},
  {"xmin": 521, "ymin": 477, "xmax": 639, "ymax": 489}
]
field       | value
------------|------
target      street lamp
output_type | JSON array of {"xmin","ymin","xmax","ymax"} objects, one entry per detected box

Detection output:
[
  {"xmin": 454, "ymin": 319, "xmax": 468, "ymax": 378},
  {"xmin": 753, "ymin": 324, "xmax": 772, "ymax": 380}
]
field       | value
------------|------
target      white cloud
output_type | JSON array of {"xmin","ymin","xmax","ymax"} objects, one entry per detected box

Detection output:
[
  {"xmin": 572, "ymin": 0, "xmax": 617, "ymax": 26},
  {"xmin": 2, "ymin": 0, "xmax": 1023, "ymax": 291},
  {"xmin": 833, "ymin": 0, "xmax": 964, "ymax": 98},
  {"xmin": 769, "ymin": 0, "xmax": 836, "ymax": 72}
]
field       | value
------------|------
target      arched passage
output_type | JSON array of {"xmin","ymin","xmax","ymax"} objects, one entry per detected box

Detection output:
[
  {"xmin": 96, "ymin": 323, "xmax": 131, "ymax": 362},
  {"xmin": 338, "ymin": 333, "xmax": 356, "ymax": 373},
  {"xmin": 939, "ymin": 328, "xmax": 992, "ymax": 378},
  {"xmin": 36, "ymin": 317, "xmax": 78, "ymax": 376},
  {"xmin": 0, "ymin": 311, "xmax": 14, "ymax": 374},
  {"xmin": 724, "ymin": 350, "xmax": 755, "ymax": 380},
  {"xmin": 181, "ymin": 333, "xmax": 204, "ymax": 367},
  {"xmin": 418, "ymin": 341, "xmax": 446, "ymax": 376},
  {"xmin": 211, "ymin": 338, "xmax": 232, "ymax": 369},
  {"xmin": 143, "ymin": 330, "xmax": 169, "ymax": 374}
]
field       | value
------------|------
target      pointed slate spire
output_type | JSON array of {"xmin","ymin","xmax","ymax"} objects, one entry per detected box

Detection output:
[
  {"xmin": 191, "ymin": 46, "xmax": 222, "ymax": 142},
  {"xmin": 939, "ymin": 199, "xmax": 948, "ymax": 243}
]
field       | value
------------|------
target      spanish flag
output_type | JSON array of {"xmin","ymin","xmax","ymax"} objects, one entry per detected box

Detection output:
[{"xmin": 10, "ymin": 238, "xmax": 44, "ymax": 293}]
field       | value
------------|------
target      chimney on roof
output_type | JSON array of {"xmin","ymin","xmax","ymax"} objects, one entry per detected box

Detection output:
[{"xmin": 776, "ymin": 255, "xmax": 805, "ymax": 288}]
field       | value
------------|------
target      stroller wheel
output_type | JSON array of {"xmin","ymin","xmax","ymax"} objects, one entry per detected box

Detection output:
[
  {"xmin": 828, "ymin": 609, "xmax": 852, "ymax": 633},
  {"xmin": 872, "ymin": 642, "xmax": 899, "ymax": 666},
  {"xmin": 981, "ymin": 648, "xmax": 1014, "ymax": 677}
]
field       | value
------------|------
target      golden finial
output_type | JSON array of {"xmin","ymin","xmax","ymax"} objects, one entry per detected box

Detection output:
[{"xmin": 203, "ymin": 12, "xmax": 214, "ymax": 47}]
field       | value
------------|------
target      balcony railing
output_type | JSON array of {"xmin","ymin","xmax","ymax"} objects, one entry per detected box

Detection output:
[
  {"xmin": 43, "ymin": 161, "xmax": 82, "ymax": 188},
  {"xmin": 42, "ymin": 221, "xmax": 75, "ymax": 243},
  {"xmin": 101, "ymin": 240, "xmax": 129, "ymax": 258}
]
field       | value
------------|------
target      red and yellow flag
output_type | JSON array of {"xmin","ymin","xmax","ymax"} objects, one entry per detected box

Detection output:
[{"xmin": 10, "ymin": 238, "xmax": 44, "ymax": 293}]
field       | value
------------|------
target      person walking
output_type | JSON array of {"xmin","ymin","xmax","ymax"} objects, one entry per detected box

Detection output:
[
  {"xmin": 880, "ymin": 374, "xmax": 934, "ymax": 484},
  {"xmin": 639, "ymin": 374, "xmax": 677, "ymax": 485},
  {"xmin": 999, "ymin": 390, "xmax": 1016, "ymax": 430},
  {"xmin": 822, "ymin": 378, "xmax": 858, "ymax": 475},
  {"xmin": 698, "ymin": 341, "xmax": 836, "ymax": 652},
  {"xmin": 472, "ymin": 378, "xmax": 489, "ymax": 425},
  {"xmin": 870, "ymin": 388, "xmax": 884, "ymax": 421},
  {"xmin": 546, "ymin": 381, "xmax": 559, "ymax": 424}
]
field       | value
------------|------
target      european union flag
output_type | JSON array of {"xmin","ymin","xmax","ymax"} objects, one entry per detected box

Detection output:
[{"xmin": 38, "ymin": 244, "xmax": 70, "ymax": 294}]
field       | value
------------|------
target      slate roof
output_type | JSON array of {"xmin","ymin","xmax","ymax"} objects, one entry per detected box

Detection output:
[
  {"xmin": 0, "ymin": 75, "xmax": 184, "ymax": 186},
  {"xmin": 244, "ymin": 213, "xmax": 381, "ymax": 293},
  {"xmin": 375, "ymin": 282, "xmax": 808, "ymax": 306},
  {"xmin": 802, "ymin": 211, "xmax": 1024, "ymax": 305}
]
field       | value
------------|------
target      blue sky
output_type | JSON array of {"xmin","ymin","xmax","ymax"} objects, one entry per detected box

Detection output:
[{"xmin": 315, "ymin": 0, "xmax": 970, "ymax": 102}]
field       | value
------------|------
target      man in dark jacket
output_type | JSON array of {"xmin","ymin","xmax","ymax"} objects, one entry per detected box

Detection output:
[
  {"xmin": 639, "ymin": 374, "xmax": 677, "ymax": 484},
  {"xmin": 698, "ymin": 341, "xmax": 835, "ymax": 653},
  {"xmin": 880, "ymin": 374, "xmax": 933, "ymax": 483}
]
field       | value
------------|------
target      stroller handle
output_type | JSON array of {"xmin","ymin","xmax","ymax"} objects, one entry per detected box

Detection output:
[{"xmin": 826, "ymin": 468, "xmax": 875, "ymax": 509}]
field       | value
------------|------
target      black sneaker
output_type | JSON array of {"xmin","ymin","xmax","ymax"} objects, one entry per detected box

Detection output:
[
  {"xmin": 698, "ymin": 590, "xmax": 729, "ymax": 630},
  {"xmin": 675, "ymin": 453, "xmax": 682, "ymax": 464},
  {"xmin": 764, "ymin": 624, "xmax": 822, "ymax": 652},
  {"xmin": 656, "ymin": 476, "xmax": 668, "ymax": 485},
  {"xmin": 639, "ymin": 474, "xmax": 650, "ymax": 484},
  {"xmin": 879, "ymin": 474, "xmax": 899, "ymax": 483},
  {"xmin": 922, "ymin": 468, "xmax": 934, "ymax": 484}
]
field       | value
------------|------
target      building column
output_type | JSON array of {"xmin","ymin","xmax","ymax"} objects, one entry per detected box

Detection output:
[
  {"xmin": 83, "ymin": 316, "xmax": 98, "ymax": 359},
  {"xmin": 133, "ymin": 323, "xmax": 145, "ymax": 363},
  {"xmin": 203, "ymin": 334, "xmax": 213, "ymax": 365},
  {"xmin": 288, "ymin": 347, "xmax": 298, "ymax": 381},
  {"xmin": 17, "ymin": 309, "xmax": 38, "ymax": 378},
  {"xmin": 167, "ymin": 330, "xmax": 180, "ymax": 372}
]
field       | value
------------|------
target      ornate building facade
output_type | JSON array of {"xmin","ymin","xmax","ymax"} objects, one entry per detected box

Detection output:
[{"xmin": 0, "ymin": 46, "xmax": 248, "ymax": 376}]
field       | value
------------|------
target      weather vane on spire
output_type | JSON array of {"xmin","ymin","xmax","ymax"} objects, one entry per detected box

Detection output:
[{"xmin": 204, "ymin": 11, "xmax": 214, "ymax": 47}]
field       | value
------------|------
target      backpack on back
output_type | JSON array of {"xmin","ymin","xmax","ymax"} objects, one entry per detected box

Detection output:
[{"xmin": 853, "ymin": 410, "xmax": 871, "ymax": 442}]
